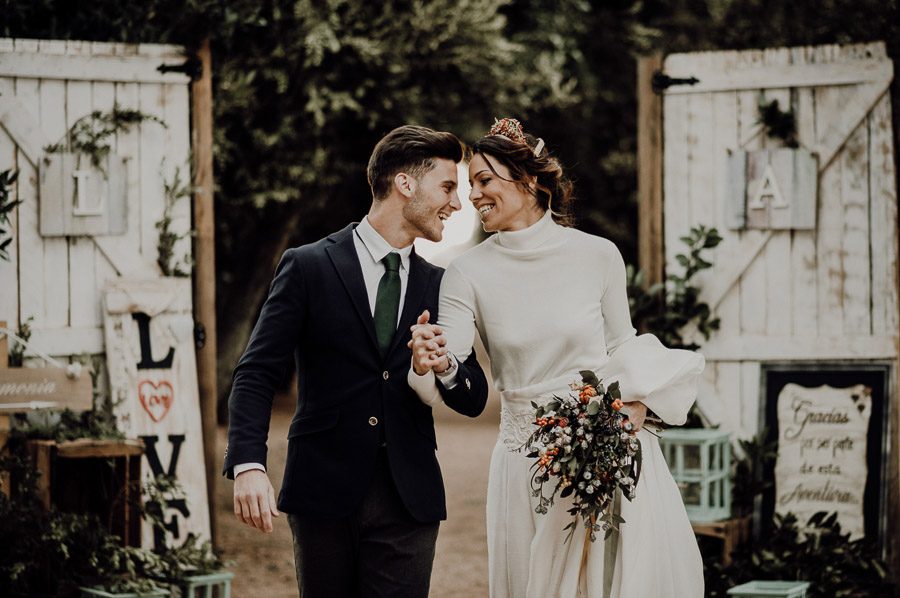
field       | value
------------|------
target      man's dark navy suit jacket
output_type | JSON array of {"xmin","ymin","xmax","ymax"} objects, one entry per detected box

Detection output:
[{"xmin": 224, "ymin": 223, "xmax": 488, "ymax": 522}]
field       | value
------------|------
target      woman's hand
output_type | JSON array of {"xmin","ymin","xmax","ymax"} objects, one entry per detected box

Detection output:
[
  {"xmin": 619, "ymin": 401, "xmax": 647, "ymax": 431},
  {"xmin": 409, "ymin": 310, "xmax": 448, "ymax": 375}
]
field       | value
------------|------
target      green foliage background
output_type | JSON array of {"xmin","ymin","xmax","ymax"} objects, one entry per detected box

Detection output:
[{"xmin": 3, "ymin": 0, "xmax": 898, "ymax": 404}]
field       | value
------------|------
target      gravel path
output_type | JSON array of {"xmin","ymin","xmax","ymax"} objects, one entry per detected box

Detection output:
[{"xmin": 217, "ymin": 393, "xmax": 501, "ymax": 597}]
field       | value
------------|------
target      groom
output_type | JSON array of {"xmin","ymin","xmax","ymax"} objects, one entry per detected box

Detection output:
[{"xmin": 223, "ymin": 125, "xmax": 488, "ymax": 598}]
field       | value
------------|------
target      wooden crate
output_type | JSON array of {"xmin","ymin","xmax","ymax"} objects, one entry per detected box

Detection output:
[
  {"xmin": 27, "ymin": 438, "xmax": 144, "ymax": 546},
  {"xmin": 692, "ymin": 516, "xmax": 751, "ymax": 566}
]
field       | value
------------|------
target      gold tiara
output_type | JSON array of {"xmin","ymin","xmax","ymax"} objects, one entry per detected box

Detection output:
[{"xmin": 488, "ymin": 117, "xmax": 544, "ymax": 157}]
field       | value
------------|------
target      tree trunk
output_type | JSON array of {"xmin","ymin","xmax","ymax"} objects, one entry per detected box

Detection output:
[{"xmin": 216, "ymin": 206, "xmax": 303, "ymax": 421}]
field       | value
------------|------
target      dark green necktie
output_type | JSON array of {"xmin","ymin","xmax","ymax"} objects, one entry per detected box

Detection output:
[{"xmin": 374, "ymin": 252, "xmax": 401, "ymax": 355}]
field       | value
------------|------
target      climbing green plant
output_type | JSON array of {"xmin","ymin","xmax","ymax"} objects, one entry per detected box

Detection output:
[
  {"xmin": 45, "ymin": 106, "xmax": 166, "ymax": 171},
  {"xmin": 157, "ymin": 163, "xmax": 195, "ymax": 277},
  {"xmin": 628, "ymin": 225, "xmax": 722, "ymax": 350},
  {"xmin": 0, "ymin": 169, "xmax": 20, "ymax": 262}
]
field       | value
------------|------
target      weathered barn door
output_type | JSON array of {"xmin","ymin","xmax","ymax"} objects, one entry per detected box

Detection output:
[
  {"xmin": 661, "ymin": 42, "xmax": 895, "ymax": 433},
  {"xmin": 0, "ymin": 38, "xmax": 207, "ymax": 548},
  {"xmin": 652, "ymin": 41, "xmax": 897, "ymax": 560}
]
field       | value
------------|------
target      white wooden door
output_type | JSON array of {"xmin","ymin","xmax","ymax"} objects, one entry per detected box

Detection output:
[
  {"xmin": 661, "ymin": 42, "xmax": 896, "ymax": 436},
  {"xmin": 0, "ymin": 38, "xmax": 208, "ymax": 546},
  {"xmin": 0, "ymin": 38, "xmax": 192, "ymax": 359}
]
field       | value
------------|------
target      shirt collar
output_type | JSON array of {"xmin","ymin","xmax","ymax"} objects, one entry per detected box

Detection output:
[{"xmin": 356, "ymin": 216, "xmax": 413, "ymax": 271}]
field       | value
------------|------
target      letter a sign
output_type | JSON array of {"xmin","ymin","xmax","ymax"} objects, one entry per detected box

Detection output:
[{"xmin": 103, "ymin": 279, "xmax": 211, "ymax": 548}]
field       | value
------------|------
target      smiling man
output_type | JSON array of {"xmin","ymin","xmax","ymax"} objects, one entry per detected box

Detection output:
[{"xmin": 223, "ymin": 125, "xmax": 489, "ymax": 598}]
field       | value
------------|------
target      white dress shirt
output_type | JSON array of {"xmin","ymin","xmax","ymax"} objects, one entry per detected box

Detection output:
[{"xmin": 233, "ymin": 217, "xmax": 413, "ymax": 477}]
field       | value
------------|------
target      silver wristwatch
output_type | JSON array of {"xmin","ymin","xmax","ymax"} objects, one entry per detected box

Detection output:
[{"xmin": 434, "ymin": 353, "xmax": 457, "ymax": 378}]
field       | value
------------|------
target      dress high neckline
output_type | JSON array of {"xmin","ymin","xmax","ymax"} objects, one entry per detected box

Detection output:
[{"xmin": 495, "ymin": 210, "xmax": 559, "ymax": 251}]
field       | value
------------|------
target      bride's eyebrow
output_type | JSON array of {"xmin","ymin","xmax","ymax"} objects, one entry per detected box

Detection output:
[{"xmin": 470, "ymin": 169, "xmax": 489, "ymax": 183}]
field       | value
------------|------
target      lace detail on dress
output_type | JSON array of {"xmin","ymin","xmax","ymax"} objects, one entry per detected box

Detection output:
[{"xmin": 499, "ymin": 405, "xmax": 539, "ymax": 451}]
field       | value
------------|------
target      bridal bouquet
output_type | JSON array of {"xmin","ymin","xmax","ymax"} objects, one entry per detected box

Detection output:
[{"xmin": 524, "ymin": 370, "xmax": 642, "ymax": 542}]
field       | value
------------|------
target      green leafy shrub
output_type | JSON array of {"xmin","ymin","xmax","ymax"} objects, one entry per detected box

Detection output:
[{"xmin": 705, "ymin": 512, "xmax": 895, "ymax": 597}]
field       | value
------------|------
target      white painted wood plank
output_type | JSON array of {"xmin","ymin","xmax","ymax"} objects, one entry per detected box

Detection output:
[
  {"xmin": 789, "ymin": 49, "xmax": 819, "ymax": 335},
  {"xmin": 760, "ymin": 50, "xmax": 793, "ymax": 337},
  {"xmin": 695, "ymin": 360, "xmax": 722, "ymax": 424},
  {"xmin": 100, "ymin": 81, "xmax": 149, "ymax": 278},
  {"xmin": 814, "ymin": 44, "xmax": 851, "ymax": 336},
  {"xmin": 12, "ymin": 39, "xmax": 38, "ymax": 53},
  {"xmin": 162, "ymin": 82, "xmax": 193, "ymax": 279},
  {"xmin": 0, "ymin": 37, "xmax": 204, "ymax": 60},
  {"xmin": 703, "ymin": 335, "xmax": 897, "ymax": 361},
  {"xmin": 92, "ymin": 236, "xmax": 160, "ymax": 278},
  {"xmin": 663, "ymin": 58, "xmax": 892, "ymax": 95},
  {"xmin": 840, "ymin": 121, "xmax": 871, "ymax": 335},
  {"xmin": 139, "ymin": 83, "xmax": 167, "ymax": 266},
  {"xmin": 711, "ymin": 361, "xmax": 745, "ymax": 437},
  {"xmin": 814, "ymin": 80, "xmax": 891, "ymax": 170},
  {"xmin": 868, "ymin": 94, "xmax": 899, "ymax": 335},
  {"xmin": 33, "ymin": 74, "xmax": 68, "ymax": 331},
  {"xmin": 711, "ymin": 81, "xmax": 742, "ymax": 338},
  {"xmin": 681, "ymin": 53, "xmax": 716, "ymax": 346},
  {"xmin": 735, "ymin": 52, "xmax": 767, "ymax": 336},
  {"xmin": 28, "ymin": 326, "xmax": 104, "ymax": 357},
  {"xmin": 662, "ymin": 91, "xmax": 690, "ymax": 278},
  {"xmin": 740, "ymin": 361, "xmax": 760, "ymax": 436},
  {"xmin": 0, "ymin": 92, "xmax": 49, "ymax": 167},
  {"xmin": 0, "ymin": 52, "xmax": 190, "ymax": 84},
  {"xmin": 0, "ymin": 126, "xmax": 18, "ymax": 329},
  {"xmin": 11, "ymin": 77, "xmax": 49, "ymax": 330}
]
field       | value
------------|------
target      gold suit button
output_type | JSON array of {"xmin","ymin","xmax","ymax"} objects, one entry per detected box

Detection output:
[{"xmin": 368, "ymin": 417, "xmax": 378, "ymax": 426}]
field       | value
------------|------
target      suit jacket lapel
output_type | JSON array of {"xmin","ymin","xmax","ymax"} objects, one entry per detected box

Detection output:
[
  {"xmin": 388, "ymin": 249, "xmax": 433, "ymax": 355},
  {"xmin": 325, "ymin": 224, "xmax": 379, "ymax": 352}
]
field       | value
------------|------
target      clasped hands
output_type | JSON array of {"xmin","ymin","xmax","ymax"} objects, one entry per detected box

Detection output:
[{"xmin": 408, "ymin": 310, "xmax": 450, "ymax": 376}]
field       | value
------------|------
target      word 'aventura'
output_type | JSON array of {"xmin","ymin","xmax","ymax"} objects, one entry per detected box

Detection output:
[
  {"xmin": 0, "ymin": 380, "xmax": 58, "ymax": 396},
  {"xmin": 778, "ymin": 479, "xmax": 857, "ymax": 506}
]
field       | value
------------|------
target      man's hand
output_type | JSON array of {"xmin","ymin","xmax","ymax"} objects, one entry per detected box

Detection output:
[
  {"xmin": 620, "ymin": 401, "xmax": 647, "ymax": 432},
  {"xmin": 408, "ymin": 310, "xmax": 448, "ymax": 375},
  {"xmin": 234, "ymin": 469, "xmax": 280, "ymax": 533}
]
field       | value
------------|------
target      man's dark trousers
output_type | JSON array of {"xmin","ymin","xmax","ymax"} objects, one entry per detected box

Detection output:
[{"xmin": 223, "ymin": 224, "xmax": 488, "ymax": 597}]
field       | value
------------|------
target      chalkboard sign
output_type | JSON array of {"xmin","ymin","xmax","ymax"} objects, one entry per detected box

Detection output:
[{"xmin": 761, "ymin": 364, "xmax": 890, "ymax": 547}]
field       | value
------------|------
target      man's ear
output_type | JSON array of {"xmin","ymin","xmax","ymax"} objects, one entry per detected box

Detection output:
[{"xmin": 394, "ymin": 172, "xmax": 416, "ymax": 199}]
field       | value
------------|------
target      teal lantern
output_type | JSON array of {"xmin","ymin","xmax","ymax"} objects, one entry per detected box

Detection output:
[
  {"xmin": 171, "ymin": 572, "xmax": 234, "ymax": 598},
  {"xmin": 659, "ymin": 428, "xmax": 731, "ymax": 522},
  {"xmin": 727, "ymin": 580, "xmax": 811, "ymax": 598}
]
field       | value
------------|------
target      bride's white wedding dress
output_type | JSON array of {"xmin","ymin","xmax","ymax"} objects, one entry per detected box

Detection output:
[{"xmin": 410, "ymin": 211, "xmax": 705, "ymax": 597}]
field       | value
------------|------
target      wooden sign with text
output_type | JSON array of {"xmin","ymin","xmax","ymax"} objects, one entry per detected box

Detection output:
[
  {"xmin": 0, "ymin": 367, "xmax": 93, "ymax": 413},
  {"xmin": 775, "ymin": 383, "xmax": 871, "ymax": 539},
  {"xmin": 103, "ymin": 278, "xmax": 211, "ymax": 549}
]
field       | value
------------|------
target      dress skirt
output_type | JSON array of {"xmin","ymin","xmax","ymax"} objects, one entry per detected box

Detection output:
[{"xmin": 485, "ymin": 336, "xmax": 706, "ymax": 598}]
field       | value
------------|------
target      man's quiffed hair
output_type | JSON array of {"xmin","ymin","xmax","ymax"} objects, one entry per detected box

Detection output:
[{"xmin": 367, "ymin": 125, "xmax": 463, "ymax": 200}]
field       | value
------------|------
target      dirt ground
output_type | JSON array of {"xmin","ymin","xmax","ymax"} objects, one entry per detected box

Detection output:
[{"xmin": 216, "ymin": 392, "xmax": 501, "ymax": 598}]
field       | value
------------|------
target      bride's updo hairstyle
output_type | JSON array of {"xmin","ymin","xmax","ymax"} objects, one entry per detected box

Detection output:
[{"xmin": 472, "ymin": 118, "xmax": 574, "ymax": 226}]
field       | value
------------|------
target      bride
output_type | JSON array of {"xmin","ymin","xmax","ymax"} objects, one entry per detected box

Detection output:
[{"xmin": 408, "ymin": 118, "xmax": 705, "ymax": 597}]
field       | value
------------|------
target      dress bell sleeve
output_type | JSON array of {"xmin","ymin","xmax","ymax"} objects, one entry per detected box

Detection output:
[
  {"xmin": 408, "ymin": 262, "xmax": 479, "ymax": 407},
  {"xmin": 596, "ymin": 243, "xmax": 705, "ymax": 426}
]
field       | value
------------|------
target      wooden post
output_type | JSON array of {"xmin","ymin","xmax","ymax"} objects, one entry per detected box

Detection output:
[
  {"xmin": 637, "ymin": 52, "xmax": 665, "ymax": 287},
  {"xmin": 0, "ymin": 321, "xmax": 9, "ymax": 498},
  {"xmin": 892, "ymin": 335, "xmax": 900, "ymax": 577},
  {"xmin": 191, "ymin": 38, "xmax": 219, "ymax": 544}
]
